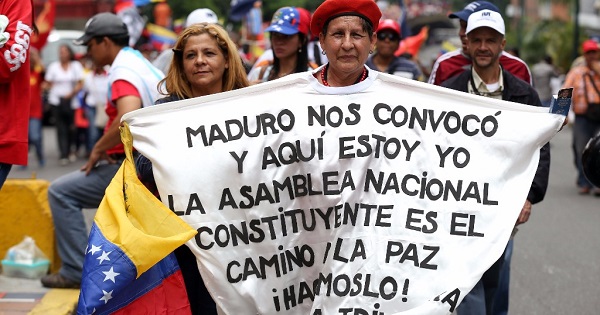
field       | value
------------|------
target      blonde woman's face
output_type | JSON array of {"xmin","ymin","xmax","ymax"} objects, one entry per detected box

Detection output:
[{"xmin": 182, "ymin": 33, "xmax": 229, "ymax": 96}]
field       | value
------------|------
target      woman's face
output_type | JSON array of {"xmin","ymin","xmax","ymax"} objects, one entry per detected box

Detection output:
[
  {"xmin": 270, "ymin": 32, "xmax": 301, "ymax": 60},
  {"xmin": 182, "ymin": 33, "xmax": 228, "ymax": 97},
  {"xmin": 320, "ymin": 16, "xmax": 376, "ymax": 74},
  {"xmin": 59, "ymin": 46, "xmax": 71, "ymax": 62}
]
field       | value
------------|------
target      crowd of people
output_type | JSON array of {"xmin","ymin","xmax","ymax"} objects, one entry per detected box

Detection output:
[{"xmin": 1, "ymin": 0, "xmax": 600, "ymax": 314}]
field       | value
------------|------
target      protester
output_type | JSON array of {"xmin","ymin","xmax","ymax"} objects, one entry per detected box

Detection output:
[
  {"xmin": 40, "ymin": 12, "xmax": 164, "ymax": 289},
  {"xmin": 0, "ymin": 0, "xmax": 34, "ymax": 187},
  {"xmin": 81, "ymin": 63, "xmax": 109, "ymax": 154},
  {"xmin": 429, "ymin": 3, "xmax": 534, "ymax": 313},
  {"xmin": 250, "ymin": 7, "xmax": 325, "ymax": 68},
  {"xmin": 366, "ymin": 18, "xmax": 423, "ymax": 81},
  {"xmin": 532, "ymin": 55, "xmax": 559, "ymax": 107},
  {"xmin": 248, "ymin": 7, "xmax": 316, "ymax": 84},
  {"xmin": 563, "ymin": 39, "xmax": 600, "ymax": 196},
  {"xmin": 311, "ymin": 0, "xmax": 380, "ymax": 87},
  {"xmin": 441, "ymin": 10, "xmax": 550, "ymax": 315},
  {"xmin": 428, "ymin": 1, "xmax": 531, "ymax": 86},
  {"xmin": 27, "ymin": 47, "xmax": 45, "ymax": 168},
  {"xmin": 136, "ymin": 22, "xmax": 249, "ymax": 314},
  {"xmin": 44, "ymin": 44, "xmax": 84, "ymax": 165},
  {"xmin": 152, "ymin": 7, "xmax": 219, "ymax": 75}
]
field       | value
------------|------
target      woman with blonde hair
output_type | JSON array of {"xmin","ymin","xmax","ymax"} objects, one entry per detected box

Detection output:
[
  {"xmin": 137, "ymin": 22, "xmax": 249, "ymax": 314},
  {"xmin": 158, "ymin": 22, "xmax": 248, "ymax": 101}
]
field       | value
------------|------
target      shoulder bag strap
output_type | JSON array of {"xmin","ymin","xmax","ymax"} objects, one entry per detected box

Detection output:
[{"xmin": 584, "ymin": 72, "xmax": 600, "ymax": 103}]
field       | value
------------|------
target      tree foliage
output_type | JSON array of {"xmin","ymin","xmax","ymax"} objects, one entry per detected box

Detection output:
[{"xmin": 520, "ymin": 20, "xmax": 583, "ymax": 73}]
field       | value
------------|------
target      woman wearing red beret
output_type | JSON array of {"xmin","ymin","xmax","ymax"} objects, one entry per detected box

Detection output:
[{"xmin": 311, "ymin": 0, "xmax": 381, "ymax": 87}]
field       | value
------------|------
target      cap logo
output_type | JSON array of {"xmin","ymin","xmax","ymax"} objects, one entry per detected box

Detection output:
[
  {"xmin": 482, "ymin": 11, "xmax": 490, "ymax": 16},
  {"xmin": 84, "ymin": 17, "xmax": 95, "ymax": 29},
  {"xmin": 464, "ymin": 2, "xmax": 481, "ymax": 12}
]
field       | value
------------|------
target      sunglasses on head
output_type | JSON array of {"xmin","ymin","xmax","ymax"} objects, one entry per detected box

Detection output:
[{"xmin": 377, "ymin": 32, "xmax": 400, "ymax": 41}]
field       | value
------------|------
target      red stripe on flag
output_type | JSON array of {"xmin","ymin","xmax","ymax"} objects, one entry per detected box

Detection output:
[{"xmin": 112, "ymin": 270, "xmax": 192, "ymax": 315}]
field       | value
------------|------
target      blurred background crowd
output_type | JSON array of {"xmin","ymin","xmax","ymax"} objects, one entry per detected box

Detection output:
[{"xmin": 26, "ymin": 0, "xmax": 598, "ymax": 179}]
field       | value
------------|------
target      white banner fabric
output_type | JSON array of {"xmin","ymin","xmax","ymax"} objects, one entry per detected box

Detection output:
[{"xmin": 122, "ymin": 70, "xmax": 564, "ymax": 315}]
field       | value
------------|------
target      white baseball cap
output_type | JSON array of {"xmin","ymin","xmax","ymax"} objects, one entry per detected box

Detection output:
[
  {"xmin": 185, "ymin": 8, "xmax": 218, "ymax": 28},
  {"xmin": 466, "ymin": 9, "xmax": 505, "ymax": 36}
]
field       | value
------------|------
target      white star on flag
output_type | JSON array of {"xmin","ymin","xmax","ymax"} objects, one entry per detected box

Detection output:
[
  {"xmin": 88, "ymin": 244, "xmax": 102, "ymax": 255},
  {"xmin": 97, "ymin": 251, "xmax": 111, "ymax": 264},
  {"xmin": 99, "ymin": 289, "xmax": 113, "ymax": 304},
  {"xmin": 102, "ymin": 267, "xmax": 120, "ymax": 283}
]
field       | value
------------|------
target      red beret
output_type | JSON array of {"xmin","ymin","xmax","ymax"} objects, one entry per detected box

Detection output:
[{"xmin": 310, "ymin": 0, "xmax": 382, "ymax": 37}]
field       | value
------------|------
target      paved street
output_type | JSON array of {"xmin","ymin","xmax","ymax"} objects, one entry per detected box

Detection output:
[{"xmin": 1, "ymin": 125, "xmax": 599, "ymax": 313}]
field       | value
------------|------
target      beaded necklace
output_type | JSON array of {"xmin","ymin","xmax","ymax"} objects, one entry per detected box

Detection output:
[{"xmin": 320, "ymin": 64, "xmax": 368, "ymax": 87}]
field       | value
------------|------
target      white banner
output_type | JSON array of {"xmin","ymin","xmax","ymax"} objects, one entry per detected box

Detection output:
[{"xmin": 122, "ymin": 70, "xmax": 564, "ymax": 315}]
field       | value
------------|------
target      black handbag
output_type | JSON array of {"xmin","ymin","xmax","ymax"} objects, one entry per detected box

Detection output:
[{"xmin": 583, "ymin": 73, "xmax": 600, "ymax": 121}]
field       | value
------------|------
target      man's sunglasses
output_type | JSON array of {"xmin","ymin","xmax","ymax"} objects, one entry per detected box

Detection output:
[{"xmin": 377, "ymin": 33, "xmax": 400, "ymax": 41}]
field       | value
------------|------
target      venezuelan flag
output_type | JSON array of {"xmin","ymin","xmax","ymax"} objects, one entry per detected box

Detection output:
[
  {"xmin": 77, "ymin": 125, "xmax": 197, "ymax": 315},
  {"xmin": 146, "ymin": 23, "xmax": 177, "ymax": 51},
  {"xmin": 134, "ymin": 0, "xmax": 166, "ymax": 5}
]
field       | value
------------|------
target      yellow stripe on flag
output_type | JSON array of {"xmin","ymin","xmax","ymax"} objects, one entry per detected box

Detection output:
[{"xmin": 93, "ymin": 124, "xmax": 196, "ymax": 276}]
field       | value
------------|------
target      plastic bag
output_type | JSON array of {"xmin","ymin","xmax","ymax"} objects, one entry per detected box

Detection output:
[{"xmin": 4, "ymin": 236, "xmax": 48, "ymax": 265}]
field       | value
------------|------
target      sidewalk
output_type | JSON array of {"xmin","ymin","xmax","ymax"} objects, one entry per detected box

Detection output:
[{"xmin": 0, "ymin": 275, "xmax": 79, "ymax": 314}]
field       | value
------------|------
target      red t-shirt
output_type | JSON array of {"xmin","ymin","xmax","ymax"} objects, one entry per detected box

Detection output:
[
  {"xmin": 105, "ymin": 79, "xmax": 140, "ymax": 155},
  {"xmin": 429, "ymin": 50, "xmax": 532, "ymax": 86},
  {"xmin": 0, "ymin": 0, "xmax": 33, "ymax": 165},
  {"xmin": 29, "ymin": 64, "xmax": 43, "ymax": 119}
]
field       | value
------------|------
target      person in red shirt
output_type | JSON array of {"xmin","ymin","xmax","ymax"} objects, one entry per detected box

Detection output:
[
  {"xmin": 428, "ymin": 1, "xmax": 531, "ymax": 86},
  {"xmin": 0, "ymin": 0, "xmax": 34, "ymax": 187},
  {"xmin": 41, "ymin": 12, "xmax": 164, "ymax": 289}
]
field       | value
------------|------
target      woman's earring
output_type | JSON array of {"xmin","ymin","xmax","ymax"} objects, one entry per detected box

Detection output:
[
  {"xmin": 321, "ymin": 50, "xmax": 326, "ymax": 55},
  {"xmin": 369, "ymin": 50, "xmax": 374, "ymax": 54}
]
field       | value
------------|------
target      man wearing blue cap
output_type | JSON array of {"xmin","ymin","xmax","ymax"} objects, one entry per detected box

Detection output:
[
  {"xmin": 428, "ymin": 1, "xmax": 531, "ymax": 86},
  {"xmin": 442, "ymin": 9, "xmax": 549, "ymax": 315}
]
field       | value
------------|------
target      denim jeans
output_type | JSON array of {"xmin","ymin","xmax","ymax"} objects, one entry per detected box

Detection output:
[
  {"xmin": 28, "ymin": 118, "xmax": 44, "ymax": 165},
  {"xmin": 573, "ymin": 115, "xmax": 600, "ymax": 188},
  {"xmin": 0, "ymin": 163, "xmax": 12, "ymax": 189},
  {"xmin": 85, "ymin": 107, "xmax": 98, "ymax": 153},
  {"xmin": 48, "ymin": 161, "xmax": 121, "ymax": 282},
  {"xmin": 457, "ymin": 244, "xmax": 506, "ymax": 315},
  {"xmin": 491, "ymin": 239, "xmax": 513, "ymax": 315}
]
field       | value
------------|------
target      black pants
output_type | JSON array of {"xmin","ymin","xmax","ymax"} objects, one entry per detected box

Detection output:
[{"xmin": 51, "ymin": 98, "xmax": 75, "ymax": 159}]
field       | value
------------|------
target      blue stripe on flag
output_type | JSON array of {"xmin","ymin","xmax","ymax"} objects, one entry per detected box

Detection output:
[{"xmin": 77, "ymin": 224, "xmax": 181, "ymax": 315}]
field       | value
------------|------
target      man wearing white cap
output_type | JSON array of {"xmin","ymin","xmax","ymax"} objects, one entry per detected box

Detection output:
[
  {"xmin": 152, "ymin": 8, "xmax": 219, "ymax": 74},
  {"xmin": 442, "ymin": 9, "xmax": 550, "ymax": 315},
  {"xmin": 428, "ymin": 1, "xmax": 531, "ymax": 86}
]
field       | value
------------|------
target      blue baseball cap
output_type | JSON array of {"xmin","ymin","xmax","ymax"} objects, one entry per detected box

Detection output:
[
  {"xmin": 448, "ymin": 1, "xmax": 500, "ymax": 21},
  {"xmin": 265, "ymin": 7, "xmax": 309, "ymax": 36}
]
